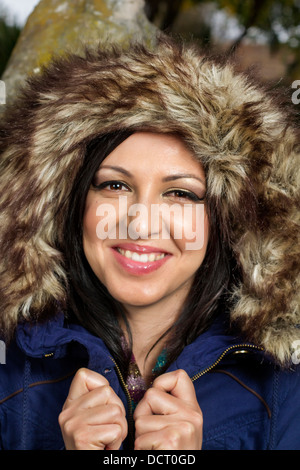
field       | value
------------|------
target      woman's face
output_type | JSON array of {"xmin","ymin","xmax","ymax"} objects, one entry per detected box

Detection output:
[{"xmin": 83, "ymin": 132, "xmax": 209, "ymax": 311}]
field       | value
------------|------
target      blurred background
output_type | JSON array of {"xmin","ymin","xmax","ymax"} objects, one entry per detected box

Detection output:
[{"xmin": 1, "ymin": 0, "xmax": 300, "ymax": 88}]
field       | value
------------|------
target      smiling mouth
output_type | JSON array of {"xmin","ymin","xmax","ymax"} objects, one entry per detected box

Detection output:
[
  {"xmin": 116, "ymin": 248, "xmax": 167, "ymax": 263},
  {"xmin": 111, "ymin": 244, "xmax": 170, "ymax": 275}
]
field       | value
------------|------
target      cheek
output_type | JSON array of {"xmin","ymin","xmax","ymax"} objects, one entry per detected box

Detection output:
[
  {"xmin": 83, "ymin": 193, "xmax": 119, "ymax": 243},
  {"xmin": 83, "ymin": 196, "xmax": 99, "ymax": 245},
  {"xmin": 82, "ymin": 193, "xmax": 107, "ymax": 271},
  {"xmin": 82, "ymin": 195, "xmax": 108, "ymax": 282},
  {"xmin": 171, "ymin": 205, "xmax": 209, "ymax": 255}
]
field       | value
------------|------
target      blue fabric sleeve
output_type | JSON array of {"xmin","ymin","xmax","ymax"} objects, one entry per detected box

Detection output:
[{"xmin": 270, "ymin": 367, "xmax": 300, "ymax": 450}]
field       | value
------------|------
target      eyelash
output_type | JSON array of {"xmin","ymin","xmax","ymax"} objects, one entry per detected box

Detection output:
[
  {"xmin": 93, "ymin": 180, "xmax": 130, "ymax": 192},
  {"xmin": 93, "ymin": 181, "xmax": 205, "ymax": 202},
  {"xmin": 165, "ymin": 189, "xmax": 204, "ymax": 202}
]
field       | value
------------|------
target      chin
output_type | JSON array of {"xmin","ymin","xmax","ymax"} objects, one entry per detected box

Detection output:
[{"xmin": 109, "ymin": 286, "xmax": 164, "ymax": 309}]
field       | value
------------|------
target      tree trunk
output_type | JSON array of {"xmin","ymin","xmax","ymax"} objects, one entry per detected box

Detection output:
[{"xmin": 2, "ymin": 0, "xmax": 158, "ymax": 104}]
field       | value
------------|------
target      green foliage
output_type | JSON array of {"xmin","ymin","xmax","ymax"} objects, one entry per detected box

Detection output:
[
  {"xmin": 0, "ymin": 6, "xmax": 21, "ymax": 77},
  {"xmin": 146, "ymin": 0, "xmax": 300, "ymax": 48},
  {"xmin": 192, "ymin": 0, "xmax": 300, "ymax": 49},
  {"xmin": 145, "ymin": 0, "xmax": 300, "ymax": 80},
  {"xmin": 210, "ymin": 0, "xmax": 300, "ymax": 79}
]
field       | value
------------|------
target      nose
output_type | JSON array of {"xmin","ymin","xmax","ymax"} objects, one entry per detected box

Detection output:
[{"xmin": 127, "ymin": 198, "xmax": 161, "ymax": 240}]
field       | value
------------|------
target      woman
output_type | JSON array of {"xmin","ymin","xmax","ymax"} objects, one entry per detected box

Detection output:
[{"xmin": 0, "ymin": 38, "xmax": 299, "ymax": 450}]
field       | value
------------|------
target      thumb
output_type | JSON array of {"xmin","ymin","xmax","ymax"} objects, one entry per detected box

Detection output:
[
  {"xmin": 152, "ymin": 369, "xmax": 198, "ymax": 407},
  {"xmin": 65, "ymin": 368, "xmax": 109, "ymax": 402}
]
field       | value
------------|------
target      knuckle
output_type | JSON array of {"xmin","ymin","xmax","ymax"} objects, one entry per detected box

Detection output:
[
  {"xmin": 190, "ymin": 408, "xmax": 203, "ymax": 427},
  {"xmin": 112, "ymin": 424, "xmax": 123, "ymax": 441},
  {"xmin": 58, "ymin": 409, "xmax": 68, "ymax": 427},
  {"xmin": 62, "ymin": 416, "xmax": 77, "ymax": 437},
  {"xmin": 180, "ymin": 420, "xmax": 195, "ymax": 438},
  {"xmin": 101, "ymin": 384, "xmax": 113, "ymax": 400},
  {"xmin": 101, "ymin": 384, "xmax": 119, "ymax": 403},
  {"xmin": 110, "ymin": 403, "xmax": 124, "ymax": 421},
  {"xmin": 196, "ymin": 410, "xmax": 203, "ymax": 426},
  {"xmin": 166, "ymin": 428, "xmax": 181, "ymax": 449},
  {"xmin": 134, "ymin": 435, "xmax": 142, "ymax": 450},
  {"xmin": 134, "ymin": 416, "xmax": 143, "ymax": 434},
  {"xmin": 174, "ymin": 368, "xmax": 189, "ymax": 380},
  {"xmin": 72, "ymin": 428, "xmax": 89, "ymax": 450},
  {"xmin": 75, "ymin": 367, "xmax": 88, "ymax": 381},
  {"xmin": 106, "ymin": 424, "xmax": 125, "ymax": 449},
  {"xmin": 144, "ymin": 387, "xmax": 158, "ymax": 401}
]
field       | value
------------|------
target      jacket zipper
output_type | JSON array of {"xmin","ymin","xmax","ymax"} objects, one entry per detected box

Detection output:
[
  {"xmin": 110, "ymin": 357, "xmax": 135, "ymax": 448},
  {"xmin": 111, "ymin": 343, "xmax": 263, "ymax": 448},
  {"xmin": 190, "ymin": 343, "xmax": 264, "ymax": 383}
]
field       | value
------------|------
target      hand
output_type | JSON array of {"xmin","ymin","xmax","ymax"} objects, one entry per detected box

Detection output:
[
  {"xmin": 59, "ymin": 368, "xmax": 128, "ymax": 450},
  {"xmin": 133, "ymin": 369, "xmax": 203, "ymax": 450}
]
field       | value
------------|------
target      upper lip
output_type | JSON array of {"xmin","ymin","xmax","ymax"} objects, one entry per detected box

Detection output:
[{"xmin": 112, "ymin": 243, "xmax": 171, "ymax": 254}]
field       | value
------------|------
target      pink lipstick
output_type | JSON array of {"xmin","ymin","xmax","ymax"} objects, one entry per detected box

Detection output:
[{"xmin": 111, "ymin": 243, "xmax": 171, "ymax": 275}]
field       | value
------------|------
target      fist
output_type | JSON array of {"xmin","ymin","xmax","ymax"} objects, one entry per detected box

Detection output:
[
  {"xmin": 59, "ymin": 368, "xmax": 128, "ymax": 450},
  {"xmin": 134, "ymin": 369, "xmax": 203, "ymax": 450}
]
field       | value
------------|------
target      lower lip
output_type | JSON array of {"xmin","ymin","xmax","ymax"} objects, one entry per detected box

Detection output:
[{"xmin": 111, "ymin": 248, "xmax": 171, "ymax": 275}]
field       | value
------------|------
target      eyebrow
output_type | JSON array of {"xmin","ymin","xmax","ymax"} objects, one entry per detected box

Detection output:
[
  {"xmin": 99, "ymin": 165, "xmax": 132, "ymax": 177},
  {"xmin": 99, "ymin": 165, "xmax": 206, "ymax": 186},
  {"xmin": 162, "ymin": 174, "xmax": 205, "ymax": 186}
]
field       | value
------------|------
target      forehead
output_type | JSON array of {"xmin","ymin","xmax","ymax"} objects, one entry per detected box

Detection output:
[{"xmin": 100, "ymin": 132, "xmax": 205, "ymax": 177}]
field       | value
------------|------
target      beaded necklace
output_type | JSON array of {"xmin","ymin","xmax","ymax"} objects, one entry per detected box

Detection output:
[{"xmin": 122, "ymin": 339, "xmax": 168, "ymax": 411}]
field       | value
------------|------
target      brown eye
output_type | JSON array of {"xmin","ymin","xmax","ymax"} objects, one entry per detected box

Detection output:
[
  {"xmin": 164, "ymin": 189, "xmax": 204, "ymax": 202},
  {"xmin": 173, "ymin": 190, "xmax": 192, "ymax": 199},
  {"xmin": 93, "ymin": 180, "xmax": 130, "ymax": 192},
  {"xmin": 107, "ymin": 182, "xmax": 126, "ymax": 191}
]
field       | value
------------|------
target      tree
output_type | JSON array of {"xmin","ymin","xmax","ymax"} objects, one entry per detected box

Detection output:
[
  {"xmin": 145, "ymin": 0, "xmax": 300, "ymax": 79},
  {"xmin": 1, "ymin": 0, "xmax": 157, "ymax": 104},
  {"xmin": 146, "ymin": 0, "xmax": 300, "ymax": 51},
  {"xmin": 0, "ymin": 4, "xmax": 20, "ymax": 77},
  {"xmin": 2, "ymin": 0, "xmax": 300, "ymax": 100}
]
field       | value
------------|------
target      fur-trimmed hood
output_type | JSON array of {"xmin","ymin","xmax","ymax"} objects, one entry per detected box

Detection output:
[{"xmin": 0, "ymin": 38, "xmax": 299, "ymax": 365}]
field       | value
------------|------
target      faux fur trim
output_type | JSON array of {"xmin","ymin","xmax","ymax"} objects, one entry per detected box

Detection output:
[{"xmin": 0, "ymin": 37, "xmax": 299, "ymax": 364}]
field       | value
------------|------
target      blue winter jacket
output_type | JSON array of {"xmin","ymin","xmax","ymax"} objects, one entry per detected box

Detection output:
[{"xmin": 0, "ymin": 312, "xmax": 299, "ymax": 450}]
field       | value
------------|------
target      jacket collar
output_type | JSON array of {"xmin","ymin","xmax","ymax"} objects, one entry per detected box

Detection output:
[
  {"xmin": 15, "ymin": 312, "xmax": 265, "ymax": 377},
  {"xmin": 168, "ymin": 314, "xmax": 265, "ymax": 377},
  {"xmin": 15, "ymin": 312, "xmax": 115, "ymax": 372}
]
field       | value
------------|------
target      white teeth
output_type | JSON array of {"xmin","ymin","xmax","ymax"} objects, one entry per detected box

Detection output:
[
  {"xmin": 117, "ymin": 248, "xmax": 166, "ymax": 263},
  {"xmin": 132, "ymin": 252, "xmax": 140, "ymax": 262}
]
